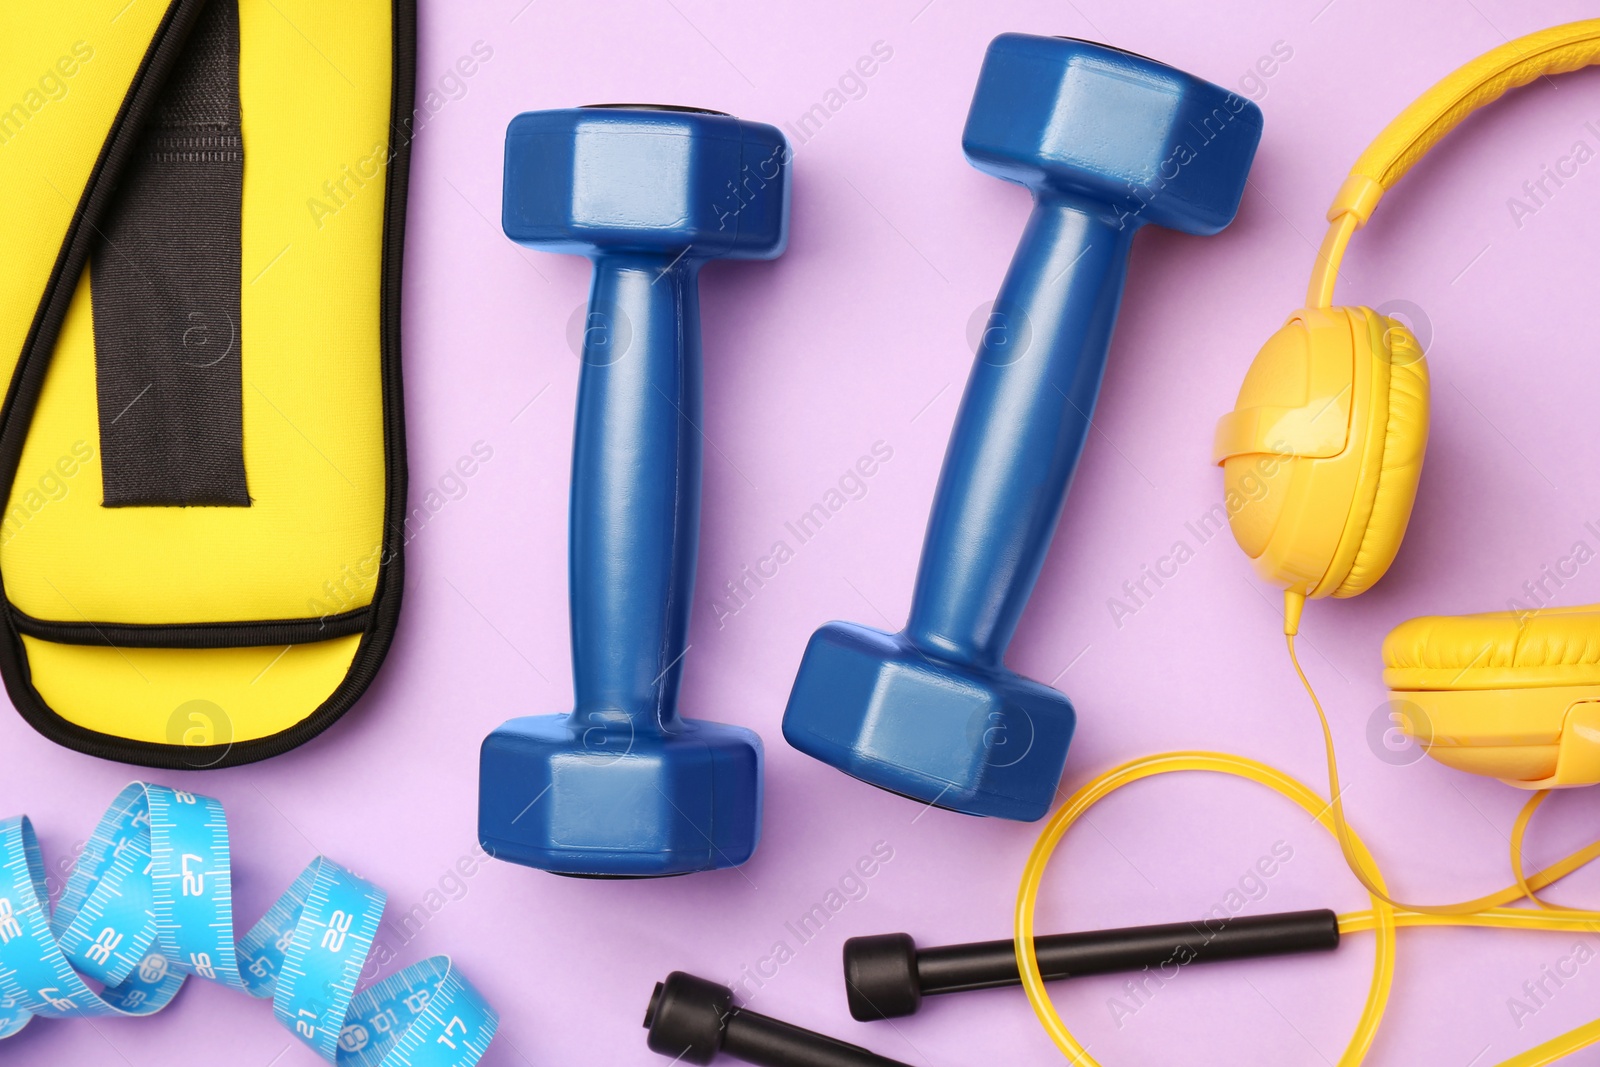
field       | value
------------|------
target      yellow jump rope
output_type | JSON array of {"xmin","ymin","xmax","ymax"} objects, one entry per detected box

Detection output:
[{"xmin": 1016, "ymin": 19, "xmax": 1600, "ymax": 1066}]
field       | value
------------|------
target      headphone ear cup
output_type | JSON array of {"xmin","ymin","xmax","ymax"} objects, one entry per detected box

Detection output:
[
  {"xmin": 1217, "ymin": 307, "xmax": 1430, "ymax": 599},
  {"xmin": 1328, "ymin": 312, "xmax": 1430, "ymax": 597},
  {"xmin": 1217, "ymin": 309, "xmax": 1366, "ymax": 595},
  {"xmin": 1217, "ymin": 317, "xmax": 1312, "ymax": 569}
]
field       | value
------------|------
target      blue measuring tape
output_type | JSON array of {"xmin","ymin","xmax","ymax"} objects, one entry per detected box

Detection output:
[{"xmin": 0, "ymin": 783, "xmax": 497, "ymax": 1064}]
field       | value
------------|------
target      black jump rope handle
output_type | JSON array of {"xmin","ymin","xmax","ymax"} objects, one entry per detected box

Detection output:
[
  {"xmin": 647, "ymin": 971, "xmax": 913, "ymax": 1067},
  {"xmin": 844, "ymin": 908, "xmax": 1342, "ymax": 1020}
]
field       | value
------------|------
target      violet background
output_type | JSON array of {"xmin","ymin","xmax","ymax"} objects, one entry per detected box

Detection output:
[{"xmin": 7, "ymin": 0, "xmax": 1600, "ymax": 1063}]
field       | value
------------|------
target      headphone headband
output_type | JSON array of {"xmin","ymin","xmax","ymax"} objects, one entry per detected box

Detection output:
[{"xmin": 1307, "ymin": 18, "xmax": 1600, "ymax": 307}]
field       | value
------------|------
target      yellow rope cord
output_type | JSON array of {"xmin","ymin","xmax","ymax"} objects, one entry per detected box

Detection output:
[{"xmin": 1013, "ymin": 640, "xmax": 1600, "ymax": 1066}]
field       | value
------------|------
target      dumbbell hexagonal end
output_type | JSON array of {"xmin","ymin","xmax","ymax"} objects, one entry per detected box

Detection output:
[
  {"xmin": 503, "ymin": 105, "xmax": 790, "ymax": 259},
  {"xmin": 479, "ymin": 714, "xmax": 763, "ymax": 877},
  {"xmin": 963, "ymin": 34, "xmax": 1263, "ymax": 235},
  {"xmin": 781, "ymin": 623, "xmax": 1075, "ymax": 821}
]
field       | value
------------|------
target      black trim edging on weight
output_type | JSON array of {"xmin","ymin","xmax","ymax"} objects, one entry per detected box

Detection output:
[{"xmin": 7, "ymin": 604, "xmax": 369, "ymax": 649}]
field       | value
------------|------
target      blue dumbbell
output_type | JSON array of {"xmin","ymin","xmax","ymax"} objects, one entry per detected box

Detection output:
[
  {"xmin": 783, "ymin": 36, "xmax": 1262, "ymax": 820},
  {"xmin": 480, "ymin": 105, "xmax": 790, "ymax": 876}
]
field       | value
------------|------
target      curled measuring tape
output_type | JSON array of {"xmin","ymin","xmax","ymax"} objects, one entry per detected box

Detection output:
[{"xmin": 0, "ymin": 783, "xmax": 497, "ymax": 1065}]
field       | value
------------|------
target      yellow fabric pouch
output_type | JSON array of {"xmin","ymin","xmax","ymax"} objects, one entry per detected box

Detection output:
[{"xmin": 0, "ymin": 1, "xmax": 414, "ymax": 766}]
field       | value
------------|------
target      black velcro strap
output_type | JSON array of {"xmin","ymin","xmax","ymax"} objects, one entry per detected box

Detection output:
[{"xmin": 93, "ymin": 0, "xmax": 249, "ymax": 508}]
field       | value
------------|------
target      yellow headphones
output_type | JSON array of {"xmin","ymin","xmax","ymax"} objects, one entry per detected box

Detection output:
[{"xmin": 1217, "ymin": 19, "xmax": 1600, "ymax": 790}]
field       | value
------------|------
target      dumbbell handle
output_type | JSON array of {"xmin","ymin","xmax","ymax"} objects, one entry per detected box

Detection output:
[
  {"xmin": 906, "ymin": 199, "xmax": 1136, "ymax": 666},
  {"xmin": 570, "ymin": 253, "xmax": 702, "ymax": 730}
]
